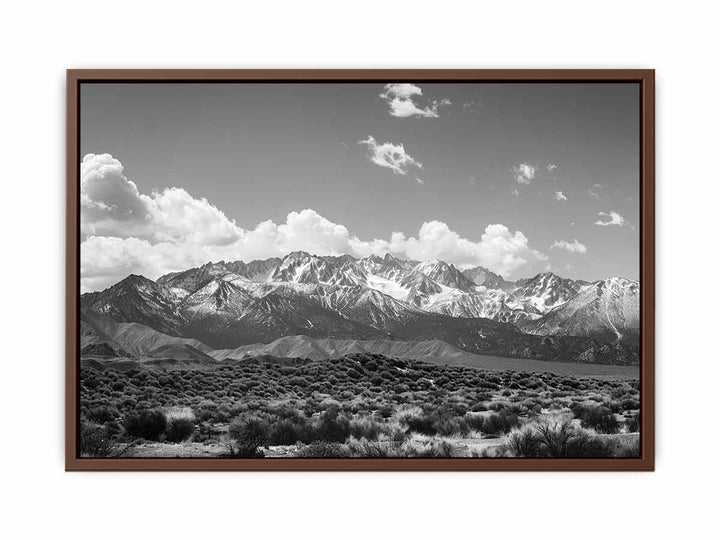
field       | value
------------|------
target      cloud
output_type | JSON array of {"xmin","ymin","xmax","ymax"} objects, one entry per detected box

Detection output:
[
  {"xmin": 547, "ymin": 163, "xmax": 557, "ymax": 171},
  {"xmin": 80, "ymin": 153, "xmax": 241, "ymax": 245},
  {"xmin": 462, "ymin": 100, "xmax": 482, "ymax": 112},
  {"xmin": 512, "ymin": 163, "xmax": 536, "ymax": 184},
  {"xmin": 351, "ymin": 222, "xmax": 547, "ymax": 277},
  {"xmin": 80, "ymin": 153, "xmax": 150, "ymax": 224},
  {"xmin": 595, "ymin": 211, "xmax": 626, "ymax": 227},
  {"xmin": 358, "ymin": 136, "xmax": 423, "ymax": 175},
  {"xmin": 551, "ymin": 239, "xmax": 587, "ymax": 253},
  {"xmin": 511, "ymin": 188, "xmax": 519, "ymax": 197},
  {"xmin": 379, "ymin": 83, "xmax": 451, "ymax": 118},
  {"xmin": 555, "ymin": 191, "xmax": 567, "ymax": 201},
  {"xmin": 414, "ymin": 177, "xmax": 424, "ymax": 185},
  {"xmin": 80, "ymin": 154, "xmax": 547, "ymax": 291}
]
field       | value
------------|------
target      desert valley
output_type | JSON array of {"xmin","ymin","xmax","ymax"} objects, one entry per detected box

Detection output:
[{"xmin": 79, "ymin": 252, "xmax": 641, "ymax": 458}]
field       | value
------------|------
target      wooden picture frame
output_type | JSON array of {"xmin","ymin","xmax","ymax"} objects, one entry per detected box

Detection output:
[{"xmin": 67, "ymin": 69, "xmax": 654, "ymax": 471}]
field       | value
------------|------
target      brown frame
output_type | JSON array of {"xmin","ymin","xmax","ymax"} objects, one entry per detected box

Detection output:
[{"xmin": 66, "ymin": 69, "xmax": 654, "ymax": 471}]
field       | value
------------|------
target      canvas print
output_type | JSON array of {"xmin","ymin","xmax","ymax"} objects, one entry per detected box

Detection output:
[{"xmin": 78, "ymin": 82, "xmax": 641, "ymax": 459}]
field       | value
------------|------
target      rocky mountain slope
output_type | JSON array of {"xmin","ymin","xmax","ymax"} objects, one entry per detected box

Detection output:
[
  {"xmin": 522, "ymin": 277, "xmax": 640, "ymax": 345},
  {"xmin": 80, "ymin": 252, "xmax": 640, "ymax": 364}
]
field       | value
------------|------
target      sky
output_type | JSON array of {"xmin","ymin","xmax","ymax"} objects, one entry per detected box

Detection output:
[{"xmin": 79, "ymin": 82, "xmax": 639, "ymax": 292}]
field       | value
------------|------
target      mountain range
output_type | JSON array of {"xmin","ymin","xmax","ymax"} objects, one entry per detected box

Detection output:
[{"xmin": 80, "ymin": 252, "xmax": 640, "ymax": 365}]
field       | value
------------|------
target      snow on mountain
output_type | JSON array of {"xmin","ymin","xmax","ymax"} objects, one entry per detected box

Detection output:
[
  {"xmin": 365, "ymin": 273, "xmax": 410, "ymax": 300},
  {"xmin": 83, "ymin": 253, "xmax": 640, "ymax": 357},
  {"xmin": 422, "ymin": 286, "xmax": 534, "ymax": 324},
  {"xmin": 510, "ymin": 272, "xmax": 588, "ymax": 314},
  {"xmin": 158, "ymin": 258, "xmax": 282, "ymax": 291},
  {"xmin": 412, "ymin": 260, "xmax": 476, "ymax": 291},
  {"xmin": 80, "ymin": 274, "xmax": 186, "ymax": 336},
  {"xmin": 522, "ymin": 277, "xmax": 639, "ymax": 344},
  {"xmin": 319, "ymin": 285, "xmax": 419, "ymax": 330}
]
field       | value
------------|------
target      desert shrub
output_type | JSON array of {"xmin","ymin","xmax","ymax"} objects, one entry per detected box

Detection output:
[
  {"xmin": 572, "ymin": 403, "xmax": 620, "ymax": 434},
  {"xmin": 482, "ymin": 411, "xmax": 520, "ymax": 435},
  {"xmin": 315, "ymin": 410, "xmax": 352, "ymax": 442},
  {"xmin": 80, "ymin": 421, "xmax": 116, "ymax": 457},
  {"xmin": 228, "ymin": 416, "xmax": 269, "ymax": 457},
  {"xmin": 398, "ymin": 407, "xmax": 470, "ymax": 437},
  {"xmin": 625, "ymin": 412, "xmax": 640, "ymax": 433},
  {"xmin": 124, "ymin": 409, "xmax": 167, "ymax": 441},
  {"xmin": 104, "ymin": 420, "xmax": 122, "ymax": 438},
  {"xmin": 348, "ymin": 440, "xmax": 398, "ymax": 458},
  {"xmin": 618, "ymin": 397, "xmax": 641, "ymax": 411},
  {"xmin": 349, "ymin": 416, "xmax": 384, "ymax": 441},
  {"xmin": 84, "ymin": 378, "xmax": 101, "ymax": 390},
  {"xmin": 400, "ymin": 409, "xmax": 435, "ymax": 435},
  {"xmin": 410, "ymin": 440, "xmax": 459, "ymax": 458},
  {"xmin": 533, "ymin": 421, "xmax": 607, "ymax": 457},
  {"xmin": 381, "ymin": 427, "xmax": 409, "ymax": 444},
  {"xmin": 463, "ymin": 413, "xmax": 485, "ymax": 432},
  {"xmin": 504, "ymin": 427, "xmax": 543, "ymax": 457},
  {"xmin": 295, "ymin": 441, "xmax": 349, "ymax": 458},
  {"xmin": 267, "ymin": 418, "xmax": 303, "ymax": 445},
  {"xmin": 165, "ymin": 417, "xmax": 195, "ymax": 443},
  {"xmin": 86, "ymin": 406, "xmax": 118, "ymax": 424},
  {"xmin": 599, "ymin": 435, "xmax": 640, "ymax": 457}
]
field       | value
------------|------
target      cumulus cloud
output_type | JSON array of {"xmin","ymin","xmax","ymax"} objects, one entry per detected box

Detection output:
[
  {"xmin": 595, "ymin": 211, "xmax": 626, "ymax": 227},
  {"xmin": 462, "ymin": 100, "xmax": 482, "ymax": 112},
  {"xmin": 551, "ymin": 239, "xmax": 587, "ymax": 254},
  {"xmin": 547, "ymin": 163, "xmax": 558, "ymax": 172},
  {"xmin": 512, "ymin": 163, "xmax": 536, "ymax": 184},
  {"xmin": 80, "ymin": 154, "xmax": 547, "ymax": 291},
  {"xmin": 80, "ymin": 153, "xmax": 241, "ymax": 246},
  {"xmin": 555, "ymin": 191, "xmax": 567, "ymax": 201},
  {"xmin": 350, "ymin": 222, "xmax": 546, "ymax": 277},
  {"xmin": 379, "ymin": 83, "xmax": 451, "ymax": 118},
  {"xmin": 358, "ymin": 136, "xmax": 423, "ymax": 175}
]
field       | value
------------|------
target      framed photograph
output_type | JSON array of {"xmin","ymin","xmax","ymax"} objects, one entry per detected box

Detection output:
[{"xmin": 66, "ymin": 69, "xmax": 654, "ymax": 471}]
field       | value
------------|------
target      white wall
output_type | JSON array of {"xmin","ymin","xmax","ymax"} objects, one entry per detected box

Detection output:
[{"xmin": 1, "ymin": 1, "xmax": 716, "ymax": 538}]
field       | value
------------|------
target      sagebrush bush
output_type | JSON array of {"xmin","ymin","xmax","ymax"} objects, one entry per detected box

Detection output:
[
  {"xmin": 80, "ymin": 421, "xmax": 115, "ymax": 457},
  {"xmin": 228, "ymin": 416, "xmax": 268, "ymax": 457},
  {"xmin": 295, "ymin": 441, "xmax": 349, "ymax": 458},
  {"xmin": 349, "ymin": 416, "xmax": 384, "ymax": 441},
  {"xmin": 534, "ymin": 421, "xmax": 607, "ymax": 457},
  {"xmin": 409, "ymin": 440, "xmax": 458, "ymax": 458},
  {"xmin": 504, "ymin": 427, "xmax": 543, "ymax": 457},
  {"xmin": 482, "ymin": 411, "xmax": 520, "ymax": 435},
  {"xmin": 400, "ymin": 407, "xmax": 467, "ymax": 436},
  {"xmin": 624, "ymin": 412, "xmax": 640, "ymax": 433},
  {"xmin": 266, "ymin": 418, "xmax": 303, "ymax": 445},
  {"xmin": 315, "ymin": 410, "xmax": 351, "ymax": 442},
  {"xmin": 165, "ymin": 417, "xmax": 195, "ymax": 443},
  {"xmin": 571, "ymin": 403, "xmax": 620, "ymax": 434},
  {"xmin": 463, "ymin": 413, "xmax": 485, "ymax": 432},
  {"xmin": 124, "ymin": 409, "xmax": 167, "ymax": 441},
  {"xmin": 347, "ymin": 440, "xmax": 397, "ymax": 458},
  {"xmin": 85, "ymin": 406, "xmax": 118, "ymax": 424}
]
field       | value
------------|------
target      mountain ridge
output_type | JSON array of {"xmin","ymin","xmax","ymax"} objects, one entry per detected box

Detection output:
[{"xmin": 81, "ymin": 252, "xmax": 640, "ymax": 364}]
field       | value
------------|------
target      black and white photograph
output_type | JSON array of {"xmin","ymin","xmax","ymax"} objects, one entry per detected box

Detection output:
[{"xmin": 77, "ymin": 80, "xmax": 643, "ymax": 460}]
